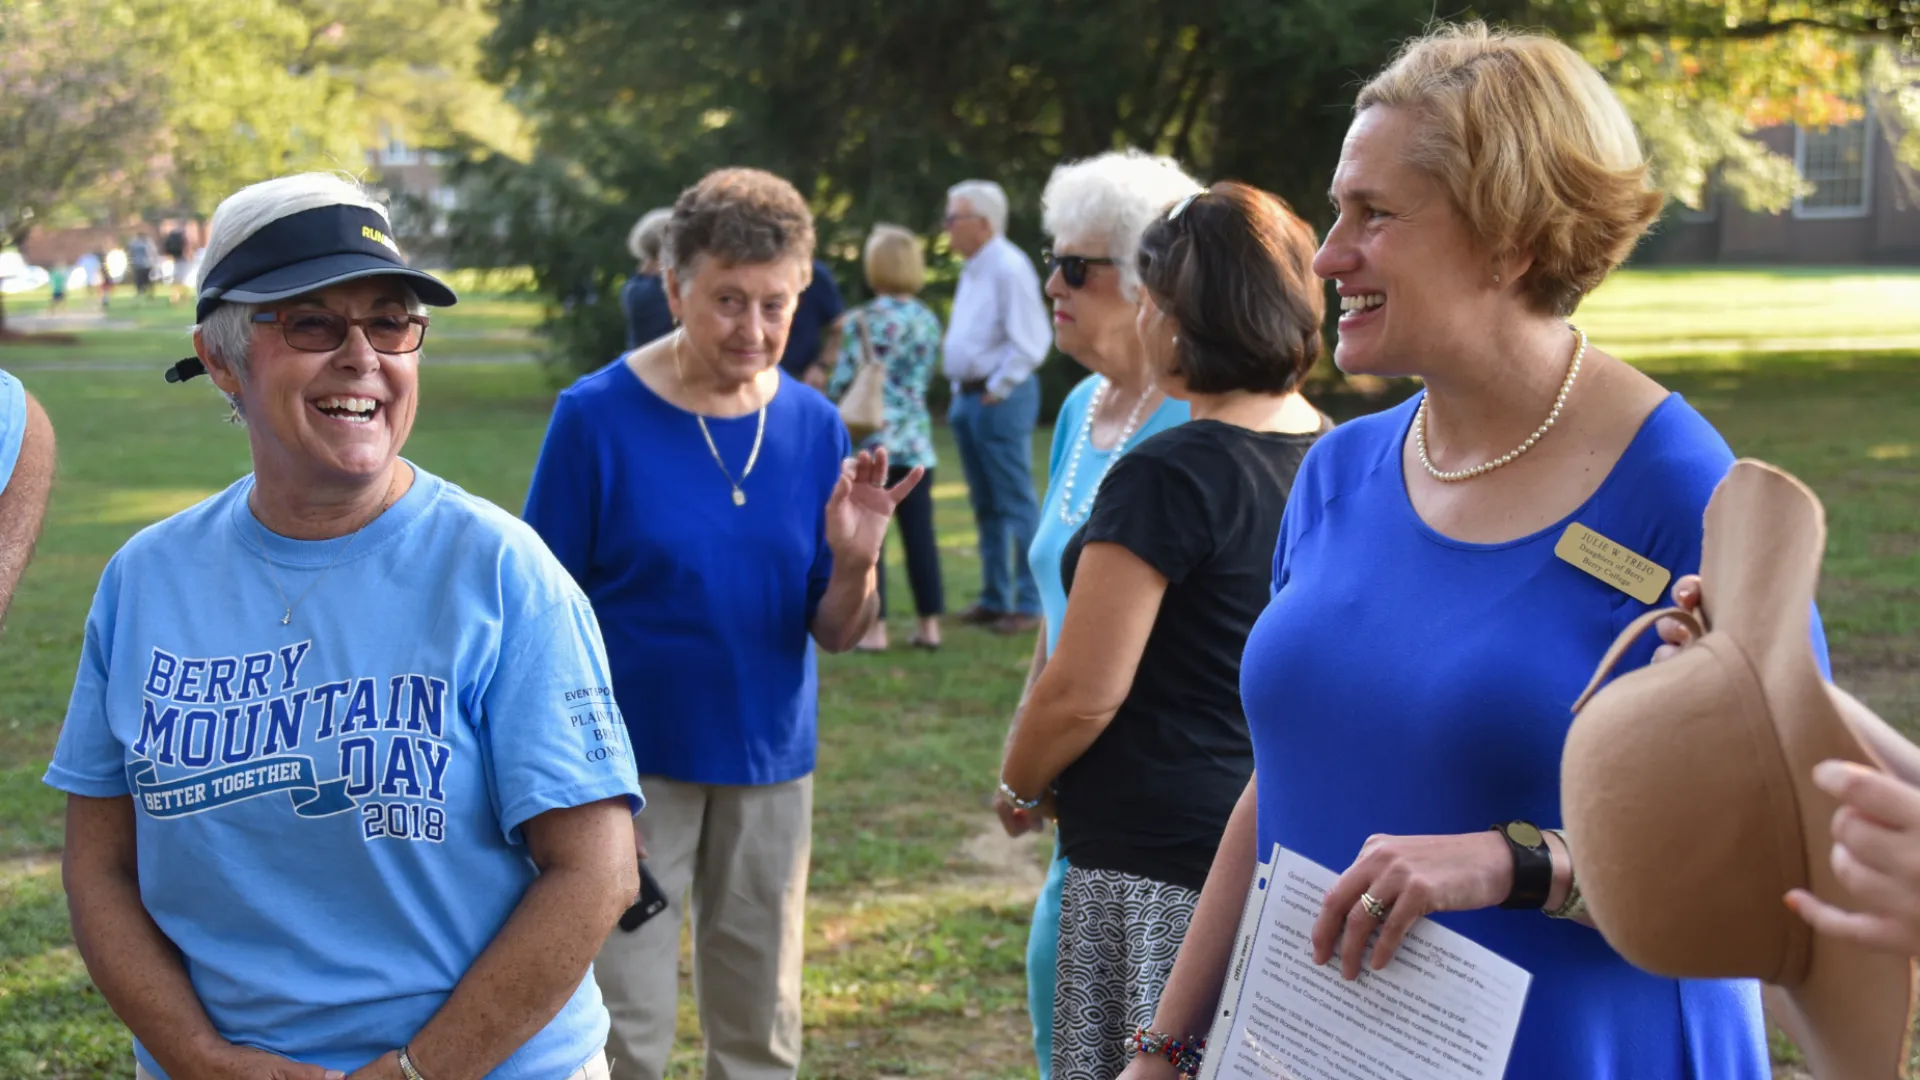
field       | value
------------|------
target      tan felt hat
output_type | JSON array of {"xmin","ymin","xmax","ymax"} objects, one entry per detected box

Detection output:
[{"xmin": 1562, "ymin": 459, "xmax": 1917, "ymax": 1079}]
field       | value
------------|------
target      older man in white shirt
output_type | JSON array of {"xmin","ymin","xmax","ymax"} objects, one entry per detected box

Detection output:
[{"xmin": 942, "ymin": 179, "xmax": 1052, "ymax": 634}]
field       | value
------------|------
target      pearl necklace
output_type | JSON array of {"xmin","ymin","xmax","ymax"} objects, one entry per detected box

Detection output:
[
  {"xmin": 1415, "ymin": 325, "xmax": 1587, "ymax": 483},
  {"xmin": 1056, "ymin": 377, "xmax": 1157, "ymax": 525}
]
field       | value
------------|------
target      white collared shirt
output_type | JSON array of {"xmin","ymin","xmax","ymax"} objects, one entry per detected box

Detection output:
[{"xmin": 941, "ymin": 234, "xmax": 1051, "ymax": 398}]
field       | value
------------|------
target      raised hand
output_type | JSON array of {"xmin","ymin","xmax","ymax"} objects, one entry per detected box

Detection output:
[{"xmin": 823, "ymin": 447, "xmax": 923, "ymax": 570}]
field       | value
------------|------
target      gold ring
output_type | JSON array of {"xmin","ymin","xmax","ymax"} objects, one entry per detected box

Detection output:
[{"xmin": 1360, "ymin": 892, "xmax": 1392, "ymax": 920}]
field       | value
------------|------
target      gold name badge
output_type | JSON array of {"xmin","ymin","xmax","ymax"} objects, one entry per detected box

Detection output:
[{"xmin": 1553, "ymin": 522, "xmax": 1672, "ymax": 605}]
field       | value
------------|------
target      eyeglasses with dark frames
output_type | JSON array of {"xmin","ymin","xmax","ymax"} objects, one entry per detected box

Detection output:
[
  {"xmin": 1042, "ymin": 249, "xmax": 1119, "ymax": 290},
  {"xmin": 252, "ymin": 309, "xmax": 431, "ymax": 354}
]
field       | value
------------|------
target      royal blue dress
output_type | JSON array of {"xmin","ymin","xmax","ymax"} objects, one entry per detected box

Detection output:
[{"xmin": 1240, "ymin": 392, "xmax": 1828, "ymax": 1079}]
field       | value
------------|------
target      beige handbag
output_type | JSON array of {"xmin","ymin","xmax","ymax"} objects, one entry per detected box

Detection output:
[{"xmin": 838, "ymin": 311, "xmax": 887, "ymax": 440}]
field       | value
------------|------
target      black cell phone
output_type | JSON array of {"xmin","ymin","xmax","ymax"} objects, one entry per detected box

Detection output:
[{"xmin": 618, "ymin": 860, "xmax": 669, "ymax": 932}]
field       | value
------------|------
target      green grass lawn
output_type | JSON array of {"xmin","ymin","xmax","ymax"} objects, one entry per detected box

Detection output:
[{"xmin": 2, "ymin": 267, "xmax": 1918, "ymax": 1078}]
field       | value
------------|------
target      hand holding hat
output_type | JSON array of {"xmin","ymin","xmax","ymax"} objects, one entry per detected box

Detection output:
[
  {"xmin": 1565, "ymin": 460, "xmax": 1919, "ymax": 1079},
  {"xmin": 1651, "ymin": 569, "xmax": 1920, "ymax": 961},
  {"xmin": 1792, "ymin": 752, "xmax": 1920, "ymax": 958}
]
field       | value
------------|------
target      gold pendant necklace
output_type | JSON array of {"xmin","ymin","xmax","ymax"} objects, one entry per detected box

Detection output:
[
  {"xmin": 251, "ymin": 469, "xmax": 400, "ymax": 625},
  {"xmin": 678, "ymin": 330, "xmax": 768, "ymax": 506}
]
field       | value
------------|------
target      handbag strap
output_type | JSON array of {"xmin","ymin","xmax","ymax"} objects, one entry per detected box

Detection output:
[
  {"xmin": 853, "ymin": 308, "xmax": 876, "ymax": 370},
  {"xmin": 1571, "ymin": 605, "xmax": 1707, "ymax": 712}
]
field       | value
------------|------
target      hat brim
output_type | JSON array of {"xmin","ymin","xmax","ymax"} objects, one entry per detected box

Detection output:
[
  {"xmin": 204, "ymin": 252, "xmax": 458, "ymax": 311},
  {"xmin": 1708, "ymin": 462, "xmax": 1919, "ymax": 1078}
]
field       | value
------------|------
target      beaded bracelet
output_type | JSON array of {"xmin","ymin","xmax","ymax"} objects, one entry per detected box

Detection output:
[
  {"xmin": 1129, "ymin": 1026, "xmax": 1207, "ymax": 1078},
  {"xmin": 997, "ymin": 780, "xmax": 1042, "ymax": 811}
]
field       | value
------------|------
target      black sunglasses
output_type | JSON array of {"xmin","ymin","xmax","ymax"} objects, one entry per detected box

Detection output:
[
  {"xmin": 251, "ymin": 309, "xmax": 431, "ymax": 354},
  {"xmin": 1042, "ymin": 249, "xmax": 1118, "ymax": 290}
]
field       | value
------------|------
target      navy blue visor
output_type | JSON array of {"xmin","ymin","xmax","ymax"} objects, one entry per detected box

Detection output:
[{"xmin": 169, "ymin": 203, "xmax": 457, "ymax": 383}]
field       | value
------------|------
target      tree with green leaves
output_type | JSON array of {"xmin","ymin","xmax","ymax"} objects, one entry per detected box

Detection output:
[
  {"xmin": 0, "ymin": 0, "xmax": 522, "ymax": 334},
  {"xmin": 465, "ymin": 0, "xmax": 1917, "ymax": 379}
]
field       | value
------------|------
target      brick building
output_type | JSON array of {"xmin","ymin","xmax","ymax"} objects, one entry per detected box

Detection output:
[{"xmin": 1640, "ymin": 112, "xmax": 1920, "ymax": 265}]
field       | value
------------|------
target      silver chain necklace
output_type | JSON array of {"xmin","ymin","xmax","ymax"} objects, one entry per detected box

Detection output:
[
  {"xmin": 250, "ymin": 470, "xmax": 399, "ymax": 626},
  {"xmin": 1055, "ymin": 377, "xmax": 1157, "ymax": 526},
  {"xmin": 678, "ymin": 330, "xmax": 769, "ymax": 506}
]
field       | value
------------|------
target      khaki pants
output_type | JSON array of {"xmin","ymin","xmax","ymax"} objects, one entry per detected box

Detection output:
[
  {"xmin": 596, "ymin": 775, "xmax": 812, "ymax": 1080},
  {"xmin": 137, "ymin": 1048, "xmax": 609, "ymax": 1079}
]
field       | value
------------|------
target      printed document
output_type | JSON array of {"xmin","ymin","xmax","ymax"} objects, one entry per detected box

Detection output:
[{"xmin": 1197, "ymin": 846, "xmax": 1531, "ymax": 1080}]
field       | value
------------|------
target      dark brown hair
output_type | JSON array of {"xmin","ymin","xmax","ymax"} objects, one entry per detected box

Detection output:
[
  {"xmin": 1135, "ymin": 182, "xmax": 1324, "ymax": 394},
  {"xmin": 666, "ymin": 168, "xmax": 816, "ymax": 281}
]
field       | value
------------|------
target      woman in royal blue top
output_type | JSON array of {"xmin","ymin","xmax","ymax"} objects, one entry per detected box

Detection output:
[
  {"xmin": 523, "ymin": 168, "xmax": 919, "ymax": 1080},
  {"xmin": 1118, "ymin": 25, "xmax": 1827, "ymax": 1080}
]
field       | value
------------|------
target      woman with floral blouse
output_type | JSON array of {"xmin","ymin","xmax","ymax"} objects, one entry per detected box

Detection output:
[{"xmin": 829, "ymin": 225, "xmax": 946, "ymax": 651}]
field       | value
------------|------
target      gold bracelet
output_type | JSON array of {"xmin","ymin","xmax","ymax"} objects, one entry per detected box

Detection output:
[
  {"xmin": 1543, "ymin": 829, "xmax": 1587, "ymax": 920},
  {"xmin": 397, "ymin": 1046, "xmax": 429, "ymax": 1080}
]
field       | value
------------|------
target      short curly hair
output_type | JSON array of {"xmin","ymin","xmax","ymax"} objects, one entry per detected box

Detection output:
[
  {"xmin": 1136, "ymin": 183, "xmax": 1323, "ymax": 394},
  {"xmin": 1355, "ymin": 22, "xmax": 1663, "ymax": 316},
  {"xmin": 665, "ymin": 168, "xmax": 815, "ymax": 287}
]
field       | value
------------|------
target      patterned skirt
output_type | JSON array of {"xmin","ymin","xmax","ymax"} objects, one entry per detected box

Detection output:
[{"xmin": 1050, "ymin": 866, "xmax": 1200, "ymax": 1080}]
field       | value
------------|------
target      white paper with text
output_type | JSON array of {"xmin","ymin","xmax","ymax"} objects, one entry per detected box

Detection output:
[{"xmin": 1197, "ymin": 846, "xmax": 1531, "ymax": 1080}]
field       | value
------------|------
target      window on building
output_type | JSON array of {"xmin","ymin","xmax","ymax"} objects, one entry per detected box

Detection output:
[{"xmin": 1794, "ymin": 115, "xmax": 1874, "ymax": 219}]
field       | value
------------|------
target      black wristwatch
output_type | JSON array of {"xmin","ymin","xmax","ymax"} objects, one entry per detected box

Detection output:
[{"xmin": 1492, "ymin": 820, "xmax": 1553, "ymax": 910}]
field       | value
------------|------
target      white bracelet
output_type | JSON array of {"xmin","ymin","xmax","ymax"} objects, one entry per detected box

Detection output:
[{"xmin": 998, "ymin": 780, "xmax": 1042, "ymax": 811}]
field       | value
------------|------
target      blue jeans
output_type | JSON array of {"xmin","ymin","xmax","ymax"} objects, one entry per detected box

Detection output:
[
  {"xmin": 1028, "ymin": 845, "xmax": 1069, "ymax": 1079},
  {"xmin": 948, "ymin": 377, "xmax": 1042, "ymax": 615}
]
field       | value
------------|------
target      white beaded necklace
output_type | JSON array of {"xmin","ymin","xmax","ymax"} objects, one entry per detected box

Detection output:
[
  {"xmin": 1415, "ymin": 324, "xmax": 1587, "ymax": 483},
  {"xmin": 1055, "ymin": 377, "xmax": 1157, "ymax": 525}
]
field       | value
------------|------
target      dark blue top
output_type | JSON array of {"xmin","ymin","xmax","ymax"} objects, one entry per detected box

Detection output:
[
  {"xmin": 622, "ymin": 273, "xmax": 674, "ymax": 350},
  {"xmin": 1241, "ymin": 392, "xmax": 1829, "ymax": 1079},
  {"xmin": 523, "ymin": 360, "xmax": 852, "ymax": 785},
  {"xmin": 778, "ymin": 259, "xmax": 846, "ymax": 377}
]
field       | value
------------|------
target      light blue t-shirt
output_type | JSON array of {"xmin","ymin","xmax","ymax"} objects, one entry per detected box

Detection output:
[
  {"xmin": 45, "ymin": 464, "xmax": 643, "ymax": 1079},
  {"xmin": 0, "ymin": 368, "xmax": 24, "ymax": 494},
  {"xmin": 1030, "ymin": 375, "xmax": 1190, "ymax": 654}
]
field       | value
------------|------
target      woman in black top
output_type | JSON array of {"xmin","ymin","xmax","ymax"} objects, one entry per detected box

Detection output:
[{"xmin": 998, "ymin": 182, "xmax": 1331, "ymax": 1080}]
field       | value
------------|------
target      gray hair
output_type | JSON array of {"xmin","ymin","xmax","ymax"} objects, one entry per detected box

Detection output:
[
  {"xmin": 947, "ymin": 179, "xmax": 1009, "ymax": 236},
  {"xmin": 627, "ymin": 207, "xmax": 673, "ymax": 266},
  {"xmin": 1042, "ymin": 149, "xmax": 1204, "ymax": 299}
]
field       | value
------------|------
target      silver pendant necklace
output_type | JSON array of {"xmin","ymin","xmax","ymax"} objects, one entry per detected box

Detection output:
[
  {"xmin": 250, "ymin": 470, "xmax": 399, "ymax": 625},
  {"xmin": 678, "ymin": 329, "xmax": 768, "ymax": 506}
]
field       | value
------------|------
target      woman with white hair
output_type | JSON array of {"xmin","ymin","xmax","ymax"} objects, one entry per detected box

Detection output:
[
  {"xmin": 623, "ymin": 207, "xmax": 676, "ymax": 349},
  {"xmin": 999, "ymin": 162, "xmax": 1333, "ymax": 1080},
  {"xmin": 45, "ymin": 172, "xmax": 643, "ymax": 1080},
  {"xmin": 989, "ymin": 149, "xmax": 1197, "ymax": 1080}
]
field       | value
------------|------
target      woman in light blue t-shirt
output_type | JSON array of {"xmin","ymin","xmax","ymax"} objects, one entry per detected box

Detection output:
[
  {"xmin": 994, "ymin": 149, "xmax": 1199, "ymax": 1080},
  {"xmin": 47, "ymin": 174, "xmax": 643, "ymax": 1080}
]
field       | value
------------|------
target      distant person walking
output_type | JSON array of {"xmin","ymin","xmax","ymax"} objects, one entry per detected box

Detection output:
[
  {"xmin": 942, "ymin": 179, "xmax": 1051, "ymax": 634},
  {"xmin": 128, "ymin": 234, "xmax": 156, "ymax": 299},
  {"xmin": 162, "ymin": 226, "xmax": 189, "ymax": 305},
  {"xmin": 827, "ymin": 225, "xmax": 946, "ymax": 652},
  {"xmin": 48, "ymin": 265, "xmax": 68, "ymax": 314},
  {"xmin": 622, "ymin": 208, "xmax": 675, "ymax": 350}
]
